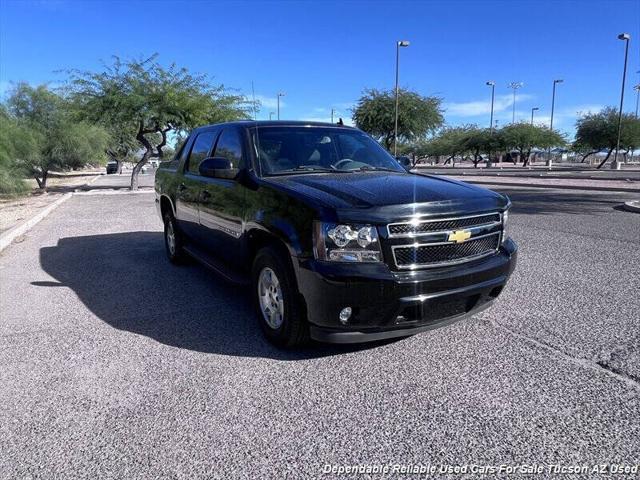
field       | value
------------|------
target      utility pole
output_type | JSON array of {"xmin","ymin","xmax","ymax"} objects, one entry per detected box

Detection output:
[
  {"xmin": 547, "ymin": 79, "xmax": 563, "ymax": 167},
  {"xmin": 486, "ymin": 81, "xmax": 495, "ymax": 133},
  {"xmin": 508, "ymin": 82, "xmax": 523, "ymax": 123},
  {"xmin": 394, "ymin": 40, "xmax": 410, "ymax": 156},
  {"xmin": 612, "ymin": 33, "xmax": 630, "ymax": 170},
  {"xmin": 277, "ymin": 92, "xmax": 285, "ymax": 120},
  {"xmin": 531, "ymin": 107, "xmax": 539, "ymax": 125}
]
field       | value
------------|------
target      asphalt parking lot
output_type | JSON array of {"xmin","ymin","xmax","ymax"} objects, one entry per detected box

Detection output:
[{"xmin": 1, "ymin": 185, "xmax": 639, "ymax": 478}]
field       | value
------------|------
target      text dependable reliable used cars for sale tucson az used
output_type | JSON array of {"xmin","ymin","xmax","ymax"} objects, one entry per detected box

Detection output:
[{"xmin": 155, "ymin": 121, "xmax": 517, "ymax": 347}]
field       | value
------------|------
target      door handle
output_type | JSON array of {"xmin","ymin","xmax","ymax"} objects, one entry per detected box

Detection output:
[
  {"xmin": 201, "ymin": 190, "xmax": 211, "ymax": 200},
  {"xmin": 178, "ymin": 183, "xmax": 187, "ymax": 192}
]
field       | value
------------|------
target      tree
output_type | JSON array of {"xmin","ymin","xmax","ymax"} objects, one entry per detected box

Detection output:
[
  {"xmin": 69, "ymin": 55, "xmax": 252, "ymax": 189},
  {"xmin": 464, "ymin": 128, "xmax": 502, "ymax": 167},
  {"xmin": 0, "ymin": 105, "xmax": 38, "ymax": 195},
  {"xmin": 409, "ymin": 125, "xmax": 496, "ymax": 166},
  {"xmin": 4, "ymin": 83, "xmax": 109, "ymax": 189},
  {"xmin": 574, "ymin": 107, "xmax": 640, "ymax": 168},
  {"xmin": 499, "ymin": 123, "xmax": 565, "ymax": 167},
  {"xmin": 352, "ymin": 88, "xmax": 443, "ymax": 150}
]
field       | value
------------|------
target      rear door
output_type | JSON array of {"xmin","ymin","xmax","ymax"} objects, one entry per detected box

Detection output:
[
  {"xmin": 175, "ymin": 129, "xmax": 219, "ymax": 242},
  {"xmin": 197, "ymin": 126, "xmax": 247, "ymax": 268}
]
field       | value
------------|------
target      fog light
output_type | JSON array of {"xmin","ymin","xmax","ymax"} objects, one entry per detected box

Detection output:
[{"xmin": 339, "ymin": 307, "xmax": 352, "ymax": 324}]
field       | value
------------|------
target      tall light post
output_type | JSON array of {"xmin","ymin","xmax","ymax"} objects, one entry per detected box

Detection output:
[
  {"xmin": 549, "ymin": 79, "xmax": 563, "ymax": 131},
  {"xmin": 486, "ymin": 81, "xmax": 496, "ymax": 133},
  {"xmin": 394, "ymin": 40, "xmax": 410, "ymax": 156},
  {"xmin": 530, "ymin": 107, "xmax": 539, "ymax": 125},
  {"xmin": 277, "ymin": 92, "xmax": 285, "ymax": 120},
  {"xmin": 612, "ymin": 33, "xmax": 630, "ymax": 170},
  {"xmin": 547, "ymin": 79, "xmax": 564, "ymax": 167},
  {"xmin": 331, "ymin": 108, "xmax": 336, "ymax": 123},
  {"xmin": 634, "ymin": 84, "xmax": 640, "ymax": 118},
  {"xmin": 508, "ymin": 82, "xmax": 523, "ymax": 123}
]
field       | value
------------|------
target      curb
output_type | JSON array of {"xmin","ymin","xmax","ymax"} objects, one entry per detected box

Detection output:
[
  {"xmin": 0, "ymin": 193, "xmax": 73, "ymax": 253},
  {"xmin": 622, "ymin": 201, "xmax": 640, "ymax": 213},
  {"xmin": 73, "ymin": 189, "xmax": 154, "ymax": 196},
  {"xmin": 448, "ymin": 179, "xmax": 640, "ymax": 194}
]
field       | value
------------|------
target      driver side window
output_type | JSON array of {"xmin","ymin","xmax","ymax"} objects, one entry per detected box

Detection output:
[{"xmin": 186, "ymin": 131, "xmax": 217, "ymax": 175}]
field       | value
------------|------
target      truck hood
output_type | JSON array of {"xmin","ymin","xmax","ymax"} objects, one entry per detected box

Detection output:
[{"xmin": 264, "ymin": 171, "xmax": 508, "ymax": 220}]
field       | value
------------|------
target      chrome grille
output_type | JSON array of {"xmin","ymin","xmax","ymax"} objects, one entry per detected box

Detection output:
[
  {"xmin": 388, "ymin": 213, "xmax": 500, "ymax": 237},
  {"xmin": 386, "ymin": 211, "xmax": 503, "ymax": 270},
  {"xmin": 393, "ymin": 233, "xmax": 500, "ymax": 269}
]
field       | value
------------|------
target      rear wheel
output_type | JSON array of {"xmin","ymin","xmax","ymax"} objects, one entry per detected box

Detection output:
[
  {"xmin": 164, "ymin": 212, "xmax": 185, "ymax": 264},
  {"xmin": 252, "ymin": 247, "xmax": 309, "ymax": 347}
]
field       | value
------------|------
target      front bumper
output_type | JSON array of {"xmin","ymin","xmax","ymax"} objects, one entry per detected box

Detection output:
[{"xmin": 295, "ymin": 238, "xmax": 517, "ymax": 344}]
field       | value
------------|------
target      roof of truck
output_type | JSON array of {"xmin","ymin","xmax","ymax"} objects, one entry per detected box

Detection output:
[{"xmin": 197, "ymin": 120, "xmax": 356, "ymax": 130}]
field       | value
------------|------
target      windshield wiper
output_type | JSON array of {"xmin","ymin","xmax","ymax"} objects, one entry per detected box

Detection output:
[
  {"xmin": 268, "ymin": 166, "xmax": 337, "ymax": 176},
  {"xmin": 292, "ymin": 166, "xmax": 335, "ymax": 172},
  {"xmin": 352, "ymin": 165, "xmax": 401, "ymax": 173}
]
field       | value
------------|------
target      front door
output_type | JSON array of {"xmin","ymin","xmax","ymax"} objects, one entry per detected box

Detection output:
[
  {"xmin": 175, "ymin": 129, "xmax": 218, "ymax": 242},
  {"xmin": 198, "ymin": 127, "xmax": 246, "ymax": 269}
]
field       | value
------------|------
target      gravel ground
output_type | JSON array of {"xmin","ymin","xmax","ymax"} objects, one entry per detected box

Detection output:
[{"xmin": 0, "ymin": 186, "xmax": 638, "ymax": 479}]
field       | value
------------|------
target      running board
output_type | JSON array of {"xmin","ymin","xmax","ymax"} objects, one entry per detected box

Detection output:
[{"xmin": 183, "ymin": 244, "xmax": 250, "ymax": 285}]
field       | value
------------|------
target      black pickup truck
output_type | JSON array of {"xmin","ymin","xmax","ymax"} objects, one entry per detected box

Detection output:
[{"xmin": 155, "ymin": 121, "xmax": 517, "ymax": 346}]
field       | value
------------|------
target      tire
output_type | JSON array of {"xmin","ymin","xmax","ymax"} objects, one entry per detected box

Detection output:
[
  {"xmin": 163, "ymin": 212, "xmax": 186, "ymax": 264},
  {"xmin": 252, "ymin": 246, "xmax": 309, "ymax": 347}
]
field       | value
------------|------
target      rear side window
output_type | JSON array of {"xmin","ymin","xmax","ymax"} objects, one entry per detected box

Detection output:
[
  {"xmin": 214, "ymin": 129, "xmax": 244, "ymax": 169},
  {"xmin": 186, "ymin": 131, "xmax": 216, "ymax": 174}
]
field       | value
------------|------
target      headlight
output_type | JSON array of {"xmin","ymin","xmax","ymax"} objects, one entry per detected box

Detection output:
[
  {"xmin": 314, "ymin": 222, "xmax": 382, "ymax": 262},
  {"xmin": 502, "ymin": 209, "xmax": 510, "ymax": 243}
]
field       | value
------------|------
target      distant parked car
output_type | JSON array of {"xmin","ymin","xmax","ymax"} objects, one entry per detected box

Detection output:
[
  {"xmin": 149, "ymin": 159, "xmax": 159, "ymax": 168},
  {"xmin": 106, "ymin": 161, "xmax": 118, "ymax": 174}
]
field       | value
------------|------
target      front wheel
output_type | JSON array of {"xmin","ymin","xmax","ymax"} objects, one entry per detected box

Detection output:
[{"xmin": 252, "ymin": 247, "xmax": 309, "ymax": 347}]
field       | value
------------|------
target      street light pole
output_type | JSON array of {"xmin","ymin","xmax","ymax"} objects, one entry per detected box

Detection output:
[
  {"xmin": 530, "ymin": 107, "xmax": 539, "ymax": 125},
  {"xmin": 550, "ymin": 79, "xmax": 563, "ymax": 131},
  {"xmin": 277, "ymin": 92, "xmax": 285, "ymax": 120},
  {"xmin": 486, "ymin": 81, "xmax": 495, "ymax": 133},
  {"xmin": 612, "ymin": 33, "xmax": 630, "ymax": 170},
  {"xmin": 634, "ymin": 84, "xmax": 640, "ymax": 119},
  {"xmin": 394, "ymin": 40, "xmax": 410, "ymax": 156},
  {"xmin": 547, "ymin": 79, "xmax": 563, "ymax": 167},
  {"xmin": 508, "ymin": 82, "xmax": 523, "ymax": 123},
  {"xmin": 331, "ymin": 108, "xmax": 335, "ymax": 123}
]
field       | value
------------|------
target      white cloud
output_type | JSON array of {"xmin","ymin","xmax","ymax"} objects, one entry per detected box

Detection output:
[
  {"xmin": 445, "ymin": 94, "xmax": 534, "ymax": 117},
  {"xmin": 253, "ymin": 94, "xmax": 285, "ymax": 110}
]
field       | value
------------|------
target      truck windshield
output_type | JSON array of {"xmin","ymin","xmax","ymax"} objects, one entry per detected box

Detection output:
[{"xmin": 252, "ymin": 126, "xmax": 405, "ymax": 176}]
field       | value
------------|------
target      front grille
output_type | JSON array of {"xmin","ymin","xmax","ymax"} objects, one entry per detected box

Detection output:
[
  {"xmin": 388, "ymin": 213, "xmax": 500, "ymax": 236},
  {"xmin": 393, "ymin": 233, "xmax": 500, "ymax": 268}
]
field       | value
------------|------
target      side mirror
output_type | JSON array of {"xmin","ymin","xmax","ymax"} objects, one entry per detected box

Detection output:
[{"xmin": 199, "ymin": 157, "xmax": 239, "ymax": 179}]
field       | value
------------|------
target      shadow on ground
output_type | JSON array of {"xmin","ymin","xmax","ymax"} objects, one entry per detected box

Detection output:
[{"xmin": 35, "ymin": 232, "xmax": 394, "ymax": 360}]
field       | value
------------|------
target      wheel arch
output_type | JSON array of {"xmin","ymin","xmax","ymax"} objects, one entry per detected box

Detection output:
[
  {"xmin": 246, "ymin": 228, "xmax": 293, "ymax": 266},
  {"xmin": 160, "ymin": 194, "xmax": 176, "ymax": 219}
]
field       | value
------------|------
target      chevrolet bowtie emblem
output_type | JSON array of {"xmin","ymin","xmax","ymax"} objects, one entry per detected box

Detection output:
[{"xmin": 448, "ymin": 229, "xmax": 472, "ymax": 243}]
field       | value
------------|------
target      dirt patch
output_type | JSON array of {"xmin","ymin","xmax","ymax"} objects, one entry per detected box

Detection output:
[{"xmin": 0, "ymin": 171, "xmax": 101, "ymax": 235}]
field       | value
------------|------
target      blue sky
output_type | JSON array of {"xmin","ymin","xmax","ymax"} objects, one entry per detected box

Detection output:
[{"xmin": 1, "ymin": 0, "xmax": 639, "ymax": 137}]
